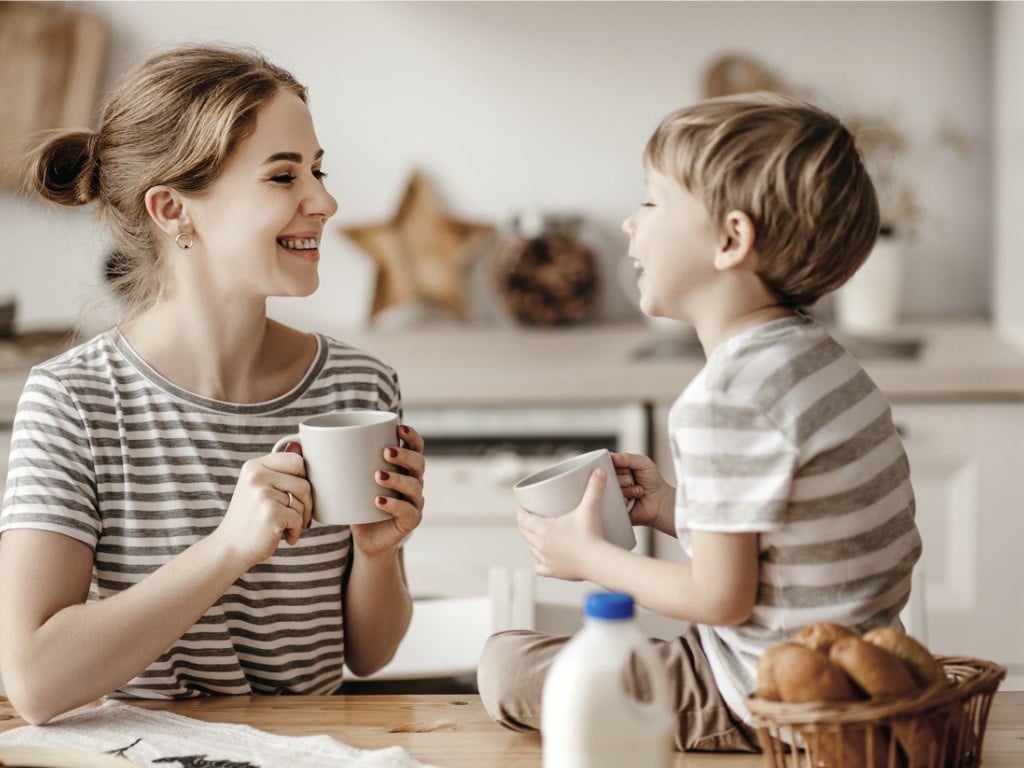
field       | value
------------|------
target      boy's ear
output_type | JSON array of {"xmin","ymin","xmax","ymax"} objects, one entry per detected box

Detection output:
[
  {"xmin": 144, "ymin": 185, "xmax": 190, "ymax": 240},
  {"xmin": 714, "ymin": 210, "xmax": 757, "ymax": 271}
]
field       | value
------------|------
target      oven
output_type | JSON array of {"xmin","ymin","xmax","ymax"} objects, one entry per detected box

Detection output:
[{"xmin": 402, "ymin": 403, "xmax": 652, "ymax": 633}]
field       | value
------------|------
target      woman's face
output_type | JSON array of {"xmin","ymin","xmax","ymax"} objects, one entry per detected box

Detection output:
[{"xmin": 181, "ymin": 88, "xmax": 338, "ymax": 303}]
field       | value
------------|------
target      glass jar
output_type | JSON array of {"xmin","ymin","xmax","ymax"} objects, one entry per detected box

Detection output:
[{"xmin": 493, "ymin": 212, "xmax": 599, "ymax": 326}]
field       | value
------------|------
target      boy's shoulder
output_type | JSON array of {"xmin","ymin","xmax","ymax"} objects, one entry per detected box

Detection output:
[{"xmin": 701, "ymin": 314, "xmax": 857, "ymax": 404}]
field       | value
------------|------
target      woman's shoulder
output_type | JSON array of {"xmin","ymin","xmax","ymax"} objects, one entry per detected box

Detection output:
[
  {"xmin": 28, "ymin": 328, "xmax": 122, "ymax": 383},
  {"xmin": 315, "ymin": 332, "xmax": 398, "ymax": 380}
]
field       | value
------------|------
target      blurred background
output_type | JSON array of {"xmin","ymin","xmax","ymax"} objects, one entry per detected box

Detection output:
[{"xmin": 0, "ymin": 1, "xmax": 1017, "ymax": 336}]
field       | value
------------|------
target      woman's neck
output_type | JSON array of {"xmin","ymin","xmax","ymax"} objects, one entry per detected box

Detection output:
[{"xmin": 120, "ymin": 298, "xmax": 282, "ymax": 403}]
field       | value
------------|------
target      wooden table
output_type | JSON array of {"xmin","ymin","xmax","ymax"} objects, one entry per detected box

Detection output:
[{"xmin": 2, "ymin": 693, "xmax": 1023, "ymax": 767}]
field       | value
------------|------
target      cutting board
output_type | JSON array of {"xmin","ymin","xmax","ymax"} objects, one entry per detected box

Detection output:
[{"xmin": 0, "ymin": 2, "xmax": 107, "ymax": 190}]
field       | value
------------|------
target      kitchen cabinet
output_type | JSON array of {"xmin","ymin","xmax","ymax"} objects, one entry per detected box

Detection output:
[
  {"xmin": 889, "ymin": 402, "xmax": 1024, "ymax": 688},
  {"xmin": 652, "ymin": 401, "xmax": 1024, "ymax": 690}
]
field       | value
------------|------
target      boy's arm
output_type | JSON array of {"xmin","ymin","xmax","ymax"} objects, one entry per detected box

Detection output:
[
  {"xmin": 516, "ymin": 469, "xmax": 759, "ymax": 626},
  {"xmin": 577, "ymin": 529, "xmax": 759, "ymax": 626}
]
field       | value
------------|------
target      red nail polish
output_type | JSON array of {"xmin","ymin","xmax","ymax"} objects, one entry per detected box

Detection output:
[
  {"xmin": 387, "ymin": 448, "xmax": 398, "ymax": 458},
  {"xmin": 376, "ymin": 496, "xmax": 387, "ymax": 505},
  {"xmin": 400, "ymin": 425, "xmax": 410, "ymax": 434},
  {"xmin": 378, "ymin": 470, "xmax": 390, "ymax": 480}
]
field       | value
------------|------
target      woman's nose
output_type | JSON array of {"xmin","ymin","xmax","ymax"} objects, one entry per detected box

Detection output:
[
  {"xmin": 306, "ymin": 183, "xmax": 339, "ymax": 220},
  {"xmin": 622, "ymin": 214, "xmax": 635, "ymax": 236}
]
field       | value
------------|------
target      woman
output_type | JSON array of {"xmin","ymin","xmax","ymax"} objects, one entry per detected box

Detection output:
[{"xmin": 0, "ymin": 45, "xmax": 424, "ymax": 724}]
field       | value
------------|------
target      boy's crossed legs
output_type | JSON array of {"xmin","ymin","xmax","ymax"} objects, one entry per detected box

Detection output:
[{"xmin": 477, "ymin": 624, "xmax": 760, "ymax": 752}]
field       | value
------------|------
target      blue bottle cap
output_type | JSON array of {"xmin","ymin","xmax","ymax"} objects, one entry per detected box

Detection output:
[{"xmin": 584, "ymin": 592, "xmax": 634, "ymax": 620}]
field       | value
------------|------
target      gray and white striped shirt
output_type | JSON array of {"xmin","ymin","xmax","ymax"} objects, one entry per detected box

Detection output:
[
  {"xmin": 0, "ymin": 329, "xmax": 401, "ymax": 698},
  {"xmin": 670, "ymin": 314, "xmax": 920, "ymax": 723}
]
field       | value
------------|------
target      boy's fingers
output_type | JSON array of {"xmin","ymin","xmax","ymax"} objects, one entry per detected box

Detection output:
[{"xmin": 581, "ymin": 468, "xmax": 608, "ymax": 507}]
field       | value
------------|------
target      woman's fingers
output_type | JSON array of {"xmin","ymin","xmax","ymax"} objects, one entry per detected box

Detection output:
[
  {"xmin": 383, "ymin": 444, "xmax": 425, "ymax": 480},
  {"xmin": 372, "ymin": 493, "xmax": 422, "ymax": 534},
  {"xmin": 398, "ymin": 423, "xmax": 425, "ymax": 454},
  {"xmin": 375, "ymin": 468, "xmax": 423, "ymax": 507}
]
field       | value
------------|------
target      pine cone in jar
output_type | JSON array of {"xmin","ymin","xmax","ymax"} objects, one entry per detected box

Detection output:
[{"xmin": 495, "ymin": 234, "xmax": 599, "ymax": 325}]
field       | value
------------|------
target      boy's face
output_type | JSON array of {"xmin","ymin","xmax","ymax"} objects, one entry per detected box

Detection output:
[{"xmin": 621, "ymin": 168, "xmax": 719, "ymax": 322}]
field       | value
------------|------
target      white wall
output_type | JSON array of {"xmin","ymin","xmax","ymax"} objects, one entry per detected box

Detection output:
[
  {"xmin": 1, "ymin": 1, "xmax": 993, "ymax": 333},
  {"xmin": 993, "ymin": 1, "xmax": 1024, "ymax": 346}
]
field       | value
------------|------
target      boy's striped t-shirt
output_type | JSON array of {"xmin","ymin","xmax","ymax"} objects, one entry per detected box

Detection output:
[
  {"xmin": 0, "ymin": 329, "xmax": 401, "ymax": 698},
  {"xmin": 669, "ymin": 314, "xmax": 921, "ymax": 723}
]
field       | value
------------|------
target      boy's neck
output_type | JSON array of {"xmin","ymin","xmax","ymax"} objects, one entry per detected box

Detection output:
[{"xmin": 696, "ymin": 304, "xmax": 797, "ymax": 357}]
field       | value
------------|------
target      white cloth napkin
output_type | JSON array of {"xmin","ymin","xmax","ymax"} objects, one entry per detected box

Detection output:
[{"xmin": 0, "ymin": 700, "xmax": 440, "ymax": 768}]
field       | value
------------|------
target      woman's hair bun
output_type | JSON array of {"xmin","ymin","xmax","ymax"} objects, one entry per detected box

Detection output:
[{"xmin": 29, "ymin": 130, "xmax": 101, "ymax": 206}]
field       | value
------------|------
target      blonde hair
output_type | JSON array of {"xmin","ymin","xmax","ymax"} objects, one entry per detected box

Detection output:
[
  {"xmin": 28, "ymin": 44, "xmax": 307, "ymax": 319},
  {"xmin": 643, "ymin": 92, "xmax": 880, "ymax": 308}
]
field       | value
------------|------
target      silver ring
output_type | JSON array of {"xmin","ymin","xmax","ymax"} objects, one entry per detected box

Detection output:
[{"xmin": 286, "ymin": 491, "xmax": 294, "ymax": 509}]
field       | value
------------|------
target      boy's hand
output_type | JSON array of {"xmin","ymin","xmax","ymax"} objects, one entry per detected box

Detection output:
[
  {"xmin": 516, "ymin": 468, "xmax": 609, "ymax": 581},
  {"xmin": 611, "ymin": 452, "xmax": 674, "ymax": 532}
]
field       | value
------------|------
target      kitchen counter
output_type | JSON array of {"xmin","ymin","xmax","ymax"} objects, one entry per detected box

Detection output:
[
  {"xmin": 336, "ymin": 319, "xmax": 1024, "ymax": 405},
  {"xmin": 2, "ymin": 693, "xmax": 1022, "ymax": 767},
  {"xmin": 2, "ymin": 319, "xmax": 1024, "ymax": 414}
]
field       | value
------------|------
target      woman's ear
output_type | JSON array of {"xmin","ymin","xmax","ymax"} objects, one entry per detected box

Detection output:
[
  {"xmin": 713, "ymin": 210, "xmax": 757, "ymax": 271},
  {"xmin": 144, "ymin": 185, "xmax": 189, "ymax": 240}
]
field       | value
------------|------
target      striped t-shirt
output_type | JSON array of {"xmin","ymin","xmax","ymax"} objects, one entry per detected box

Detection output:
[
  {"xmin": 0, "ymin": 329, "xmax": 401, "ymax": 698},
  {"xmin": 669, "ymin": 314, "xmax": 921, "ymax": 723}
]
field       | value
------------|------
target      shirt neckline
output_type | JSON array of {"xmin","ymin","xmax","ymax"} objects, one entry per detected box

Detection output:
[{"xmin": 110, "ymin": 329, "xmax": 328, "ymax": 415}]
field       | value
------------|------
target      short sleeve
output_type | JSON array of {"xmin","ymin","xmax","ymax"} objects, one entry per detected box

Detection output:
[
  {"xmin": 0, "ymin": 368, "xmax": 100, "ymax": 548},
  {"xmin": 672, "ymin": 391, "xmax": 796, "ymax": 533}
]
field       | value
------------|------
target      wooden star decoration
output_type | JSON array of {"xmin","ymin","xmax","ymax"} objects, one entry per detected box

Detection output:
[{"xmin": 341, "ymin": 171, "xmax": 495, "ymax": 319}]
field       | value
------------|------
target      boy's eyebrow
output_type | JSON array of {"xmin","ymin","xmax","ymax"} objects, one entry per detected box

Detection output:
[{"xmin": 263, "ymin": 149, "xmax": 325, "ymax": 164}]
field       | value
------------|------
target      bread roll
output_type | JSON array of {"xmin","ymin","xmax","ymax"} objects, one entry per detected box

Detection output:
[
  {"xmin": 755, "ymin": 643, "xmax": 789, "ymax": 700},
  {"xmin": 830, "ymin": 636, "xmax": 937, "ymax": 767},
  {"xmin": 793, "ymin": 622, "xmax": 857, "ymax": 654},
  {"xmin": 862, "ymin": 627, "xmax": 948, "ymax": 688},
  {"xmin": 828, "ymin": 636, "xmax": 918, "ymax": 700},
  {"xmin": 764, "ymin": 643, "xmax": 863, "ymax": 703}
]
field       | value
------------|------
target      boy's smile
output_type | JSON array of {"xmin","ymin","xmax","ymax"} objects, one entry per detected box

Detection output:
[{"xmin": 622, "ymin": 169, "xmax": 719, "ymax": 324}]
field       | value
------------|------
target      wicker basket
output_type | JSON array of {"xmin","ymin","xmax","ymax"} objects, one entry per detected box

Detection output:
[{"xmin": 746, "ymin": 656, "xmax": 1006, "ymax": 768}]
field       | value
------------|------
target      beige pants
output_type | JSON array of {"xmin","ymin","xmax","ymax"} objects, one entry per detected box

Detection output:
[{"xmin": 476, "ymin": 624, "xmax": 761, "ymax": 753}]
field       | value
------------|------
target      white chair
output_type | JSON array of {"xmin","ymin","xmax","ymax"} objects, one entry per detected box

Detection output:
[
  {"xmin": 900, "ymin": 566, "xmax": 929, "ymax": 645},
  {"xmin": 347, "ymin": 563, "xmax": 535, "ymax": 683}
]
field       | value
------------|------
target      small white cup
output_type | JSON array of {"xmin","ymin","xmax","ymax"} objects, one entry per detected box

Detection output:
[
  {"xmin": 512, "ymin": 449, "xmax": 637, "ymax": 550},
  {"xmin": 272, "ymin": 409, "xmax": 399, "ymax": 525}
]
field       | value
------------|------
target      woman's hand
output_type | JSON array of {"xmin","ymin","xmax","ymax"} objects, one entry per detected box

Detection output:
[
  {"xmin": 212, "ymin": 450, "xmax": 313, "ymax": 570},
  {"xmin": 351, "ymin": 423, "xmax": 425, "ymax": 557},
  {"xmin": 611, "ymin": 452, "xmax": 675, "ymax": 533}
]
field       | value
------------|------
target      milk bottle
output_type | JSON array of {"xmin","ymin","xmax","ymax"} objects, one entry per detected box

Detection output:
[{"xmin": 541, "ymin": 592, "xmax": 674, "ymax": 768}]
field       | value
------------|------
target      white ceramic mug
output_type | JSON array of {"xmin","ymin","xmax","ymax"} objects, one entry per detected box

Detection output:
[
  {"xmin": 512, "ymin": 449, "xmax": 637, "ymax": 551},
  {"xmin": 272, "ymin": 409, "xmax": 399, "ymax": 525}
]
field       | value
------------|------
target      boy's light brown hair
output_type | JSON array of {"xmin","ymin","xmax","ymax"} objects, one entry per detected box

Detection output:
[{"xmin": 643, "ymin": 92, "xmax": 880, "ymax": 308}]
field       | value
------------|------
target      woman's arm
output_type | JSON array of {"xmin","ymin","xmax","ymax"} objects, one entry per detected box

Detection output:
[
  {"xmin": 0, "ymin": 451, "xmax": 312, "ymax": 725},
  {"xmin": 0, "ymin": 529, "xmax": 245, "ymax": 724},
  {"xmin": 342, "ymin": 424, "xmax": 424, "ymax": 677}
]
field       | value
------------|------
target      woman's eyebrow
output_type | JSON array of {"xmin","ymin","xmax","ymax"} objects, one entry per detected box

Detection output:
[{"xmin": 263, "ymin": 148, "xmax": 325, "ymax": 164}]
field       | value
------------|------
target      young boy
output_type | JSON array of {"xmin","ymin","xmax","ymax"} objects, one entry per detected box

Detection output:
[{"xmin": 476, "ymin": 92, "xmax": 922, "ymax": 752}]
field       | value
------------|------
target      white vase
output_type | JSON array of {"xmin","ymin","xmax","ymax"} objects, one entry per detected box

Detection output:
[{"xmin": 834, "ymin": 235, "xmax": 906, "ymax": 335}]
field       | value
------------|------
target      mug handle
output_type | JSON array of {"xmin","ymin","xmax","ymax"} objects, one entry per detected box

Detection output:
[{"xmin": 272, "ymin": 434, "xmax": 301, "ymax": 454}]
